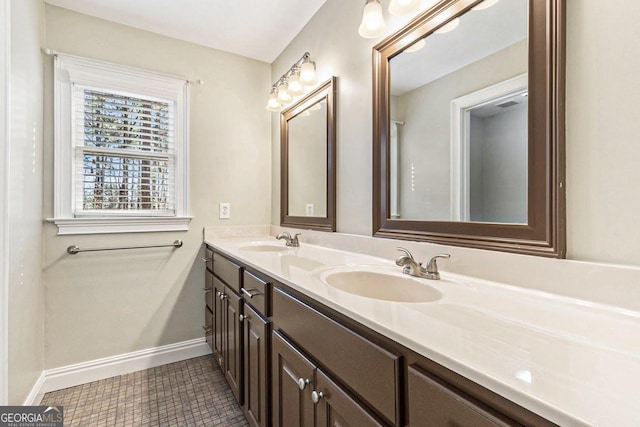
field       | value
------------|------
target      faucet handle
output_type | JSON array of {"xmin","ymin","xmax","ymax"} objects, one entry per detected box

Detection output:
[
  {"xmin": 426, "ymin": 253, "xmax": 450, "ymax": 273},
  {"xmin": 396, "ymin": 247, "xmax": 414, "ymax": 259}
]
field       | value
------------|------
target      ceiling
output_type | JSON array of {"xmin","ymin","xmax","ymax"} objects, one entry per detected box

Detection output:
[
  {"xmin": 43, "ymin": 0, "xmax": 327, "ymax": 63},
  {"xmin": 391, "ymin": 0, "xmax": 527, "ymax": 95}
]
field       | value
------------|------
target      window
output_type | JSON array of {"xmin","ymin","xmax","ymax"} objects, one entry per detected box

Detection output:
[{"xmin": 51, "ymin": 54, "xmax": 190, "ymax": 234}]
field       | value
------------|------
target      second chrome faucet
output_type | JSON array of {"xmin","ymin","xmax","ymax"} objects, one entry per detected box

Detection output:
[
  {"xmin": 276, "ymin": 231, "xmax": 301, "ymax": 247},
  {"xmin": 395, "ymin": 247, "xmax": 450, "ymax": 280}
]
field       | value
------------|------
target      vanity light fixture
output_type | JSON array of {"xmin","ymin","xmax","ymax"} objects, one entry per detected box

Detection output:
[
  {"xmin": 434, "ymin": 17, "xmax": 459, "ymax": 34},
  {"xmin": 404, "ymin": 38, "xmax": 425, "ymax": 53},
  {"xmin": 266, "ymin": 52, "xmax": 318, "ymax": 112},
  {"xmin": 359, "ymin": 0, "xmax": 386, "ymax": 39},
  {"xmin": 389, "ymin": 0, "xmax": 421, "ymax": 16}
]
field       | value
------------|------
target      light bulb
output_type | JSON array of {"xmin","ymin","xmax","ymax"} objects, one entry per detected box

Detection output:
[
  {"xmin": 299, "ymin": 61, "xmax": 318, "ymax": 86},
  {"xmin": 266, "ymin": 92, "xmax": 282, "ymax": 112},
  {"xmin": 287, "ymin": 73, "xmax": 304, "ymax": 96},
  {"xmin": 389, "ymin": 0, "xmax": 421, "ymax": 16},
  {"xmin": 472, "ymin": 0, "xmax": 499, "ymax": 11},
  {"xmin": 404, "ymin": 38, "xmax": 425, "ymax": 53},
  {"xmin": 434, "ymin": 18, "xmax": 459, "ymax": 34},
  {"xmin": 358, "ymin": 0, "xmax": 386, "ymax": 39},
  {"xmin": 277, "ymin": 82, "xmax": 292, "ymax": 104}
]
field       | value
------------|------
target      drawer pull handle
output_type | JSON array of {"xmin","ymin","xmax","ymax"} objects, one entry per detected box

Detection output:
[
  {"xmin": 311, "ymin": 391, "xmax": 324, "ymax": 403},
  {"xmin": 239, "ymin": 314, "xmax": 249, "ymax": 322},
  {"xmin": 297, "ymin": 378, "xmax": 309, "ymax": 391},
  {"xmin": 241, "ymin": 288, "xmax": 262, "ymax": 299},
  {"xmin": 202, "ymin": 257, "xmax": 212, "ymax": 263},
  {"xmin": 203, "ymin": 288, "xmax": 213, "ymax": 293},
  {"xmin": 202, "ymin": 325, "xmax": 212, "ymax": 333}
]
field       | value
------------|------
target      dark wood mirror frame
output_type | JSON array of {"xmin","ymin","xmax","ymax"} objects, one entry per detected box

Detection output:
[
  {"xmin": 373, "ymin": 0, "xmax": 565, "ymax": 257},
  {"xmin": 281, "ymin": 77, "xmax": 337, "ymax": 231}
]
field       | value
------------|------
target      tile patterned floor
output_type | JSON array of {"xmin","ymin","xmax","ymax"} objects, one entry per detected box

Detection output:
[{"xmin": 40, "ymin": 355, "xmax": 249, "ymax": 427}]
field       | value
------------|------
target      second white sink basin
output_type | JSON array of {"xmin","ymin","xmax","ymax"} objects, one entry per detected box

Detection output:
[
  {"xmin": 317, "ymin": 266, "xmax": 443, "ymax": 303},
  {"xmin": 238, "ymin": 243, "xmax": 288, "ymax": 252}
]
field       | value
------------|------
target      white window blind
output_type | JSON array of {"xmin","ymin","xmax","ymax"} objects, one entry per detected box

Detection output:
[
  {"xmin": 51, "ymin": 53, "xmax": 191, "ymax": 235},
  {"xmin": 74, "ymin": 88, "xmax": 176, "ymax": 216}
]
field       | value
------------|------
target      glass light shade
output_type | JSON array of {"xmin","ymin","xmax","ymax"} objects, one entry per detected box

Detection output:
[
  {"xmin": 472, "ymin": 0, "xmax": 499, "ymax": 11},
  {"xmin": 358, "ymin": 0, "xmax": 386, "ymax": 39},
  {"xmin": 404, "ymin": 38, "xmax": 425, "ymax": 53},
  {"xmin": 434, "ymin": 18, "xmax": 459, "ymax": 34},
  {"xmin": 277, "ymin": 82, "xmax": 292, "ymax": 104},
  {"xmin": 266, "ymin": 93, "xmax": 282, "ymax": 112},
  {"xmin": 299, "ymin": 62, "xmax": 318, "ymax": 86},
  {"xmin": 389, "ymin": 0, "xmax": 421, "ymax": 16},
  {"xmin": 287, "ymin": 74, "xmax": 305, "ymax": 96}
]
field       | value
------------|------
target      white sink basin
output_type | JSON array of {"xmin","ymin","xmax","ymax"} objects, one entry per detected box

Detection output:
[
  {"xmin": 238, "ymin": 243, "xmax": 288, "ymax": 252},
  {"xmin": 317, "ymin": 266, "xmax": 443, "ymax": 303}
]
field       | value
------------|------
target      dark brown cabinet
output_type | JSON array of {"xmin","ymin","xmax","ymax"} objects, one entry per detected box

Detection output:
[
  {"xmin": 223, "ymin": 286, "xmax": 243, "ymax": 404},
  {"xmin": 272, "ymin": 330, "xmax": 387, "ymax": 427},
  {"xmin": 242, "ymin": 304, "xmax": 270, "ymax": 427},
  {"xmin": 272, "ymin": 330, "xmax": 315, "ymax": 427},
  {"xmin": 408, "ymin": 364, "xmax": 522, "ymax": 427}
]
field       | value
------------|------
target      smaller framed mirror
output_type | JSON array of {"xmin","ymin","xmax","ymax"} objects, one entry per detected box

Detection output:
[{"xmin": 281, "ymin": 77, "xmax": 336, "ymax": 231}]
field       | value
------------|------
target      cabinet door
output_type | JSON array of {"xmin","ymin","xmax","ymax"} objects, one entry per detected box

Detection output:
[
  {"xmin": 408, "ymin": 365, "xmax": 521, "ymax": 427},
  {"xmin": 315, "ymin": 369, "xmax": 388, "ymax": 427},
  {"xmin": 224, "ymin": 287, "xmax": 243, "ymax": 405},
  {"xmin": 213, "ymin": 276, "xmax": 225, "ymax": 366},
  {"xmin": 272, "ymin": 331, "xmax": 315, "ymax": 427},
  {"xmin": 243, "ymin": 305, "xmax": 270, "ymax": 427},
  {"xmin": 205, "ymin": 306, "xmax": 213, "ymax": 352}
]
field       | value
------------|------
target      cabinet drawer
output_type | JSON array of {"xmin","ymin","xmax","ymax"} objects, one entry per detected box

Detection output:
[
  {"xmin": 214, "ymin": 252, "xmax": 242, "ymax": 293},
  {"xmin": 205, "ymin": 270, "xmax": 214, "ymax": 310},
  {"xmin": 408, "ymin": 364, "xmax": 520, "ymax": 427},
  {"xmin": 205, "ymin": 246, "xmax": 214, "ymax": 272},
  {"xmin": 273, "ymin": 287, "xmax": 401, "ymax": 426},
  {"xmin": 242, "ymin": 270, "xmax": 270, "ymax": 317}
]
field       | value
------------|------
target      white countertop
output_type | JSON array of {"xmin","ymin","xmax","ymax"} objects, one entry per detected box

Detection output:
[{"xmin": 205, "ymin": 234, "xmax": 640, "ymax": 427}]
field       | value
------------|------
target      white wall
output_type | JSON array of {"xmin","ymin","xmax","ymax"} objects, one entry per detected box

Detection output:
[
  {"xmin": 272, "ymin": 0, "xmax": 640, "ymax": 267},
  {"xmin": 42, "ymin": 5, "xmax": 271, "ymax": 369},
  {"xmin": 7, "ymin": 0, "xmax": 45, "ymax": 404}
]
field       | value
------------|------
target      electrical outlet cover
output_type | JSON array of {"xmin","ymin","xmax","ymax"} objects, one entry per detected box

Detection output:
[{"xmin": 219, "ymin": 202, "xmax": 230, "ymax": 219}]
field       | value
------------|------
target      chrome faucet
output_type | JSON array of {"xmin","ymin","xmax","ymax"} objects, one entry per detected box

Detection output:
[
  {"xmin": 276, "ymin": 231, "xmax": 301, "ymax": 247},
  {"xmin": 395, "ymin": 247, "xmax": 450, "ymax": 280}
]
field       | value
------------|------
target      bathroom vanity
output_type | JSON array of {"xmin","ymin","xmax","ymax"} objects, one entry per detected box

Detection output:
[{"xmin": 200, "ymin": 231, "xmax": 640, "ymax": 427}]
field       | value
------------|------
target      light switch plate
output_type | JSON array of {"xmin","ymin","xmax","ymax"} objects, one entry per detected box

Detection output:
[
  {"xmin": 305, "ymin": 203, "xmax": 314, "ymax": 216},
  {"xmin": 219, "ymin": 202, "xmax": 230, "ymax": 219}
]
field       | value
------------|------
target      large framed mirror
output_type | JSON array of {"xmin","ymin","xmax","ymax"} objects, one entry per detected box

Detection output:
[
  {"xmin": 373, "ymin": 0, "xmax": 565, "ymax": 257},
  {"xmin": 281, "ymin": 77, "xmax": 336, "ymax": 231}
]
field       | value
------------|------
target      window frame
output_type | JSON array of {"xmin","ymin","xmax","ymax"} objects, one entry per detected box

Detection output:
[{"xmin": 50, "ymin": 54, "xmax": 191, "ymax": 235}]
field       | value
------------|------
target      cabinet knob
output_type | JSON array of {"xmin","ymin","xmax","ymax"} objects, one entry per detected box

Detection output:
[
  {"xmin": 311, "ymin": 391, "xmax": 324, "ymax": 404},
  {"xmin": 239, "ymin": 314, "xmax": 249, "ymax": 322},
  {"xmin": 219, "ymin": 293, "xmax": 227, "ymax": 300},
  {"xmin": 203, "ymin": 288, "xmax": 213, "ymax": 293},
  {"xmin": 202, "ymin": 257, "xmax": 212, "ymax": 263},
  {"xmin": 201, "ymin": 325, "xmax": 212, "ymax": 333},
  {"xmin": 297, "ymin": 378, "xmax": 309, "ymax": 391}
]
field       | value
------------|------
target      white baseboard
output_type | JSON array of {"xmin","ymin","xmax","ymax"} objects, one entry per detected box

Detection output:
[{"xmin": 25, "ymin": 338, "xmax": 212, "ymax": 405}]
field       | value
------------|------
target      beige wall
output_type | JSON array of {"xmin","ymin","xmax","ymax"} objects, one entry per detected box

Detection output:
[
  {"xmin": 42, "ymin": 5, "xmax": 271, "ymax": 369},
  {"xmin": 8, "ymin": 0, "xmax": 45, "ymax": 404},
  {"xmin": 272, "ymin": 0, "xmax": 640, "ymax": 267}
]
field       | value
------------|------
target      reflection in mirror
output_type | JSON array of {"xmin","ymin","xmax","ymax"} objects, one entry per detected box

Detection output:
[
  {"xmin": 388, "ymin": 0, "xmax": 528, "ymax": 223},
  {"xmin": 288, "ymin": 100, "xmax": 327, "ymax": 217},
  {"xmin": 281, "ymin": 77, "xmax": 336, "ymax": 231},
  {"xmin": 373, "ymin": 0, "xmax": 566, "ymax": 257}
]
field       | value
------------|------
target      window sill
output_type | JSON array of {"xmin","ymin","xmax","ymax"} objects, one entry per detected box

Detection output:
[{"xmin": 47, "ymin": 216, "xmax": 193, "ymax": 235}]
